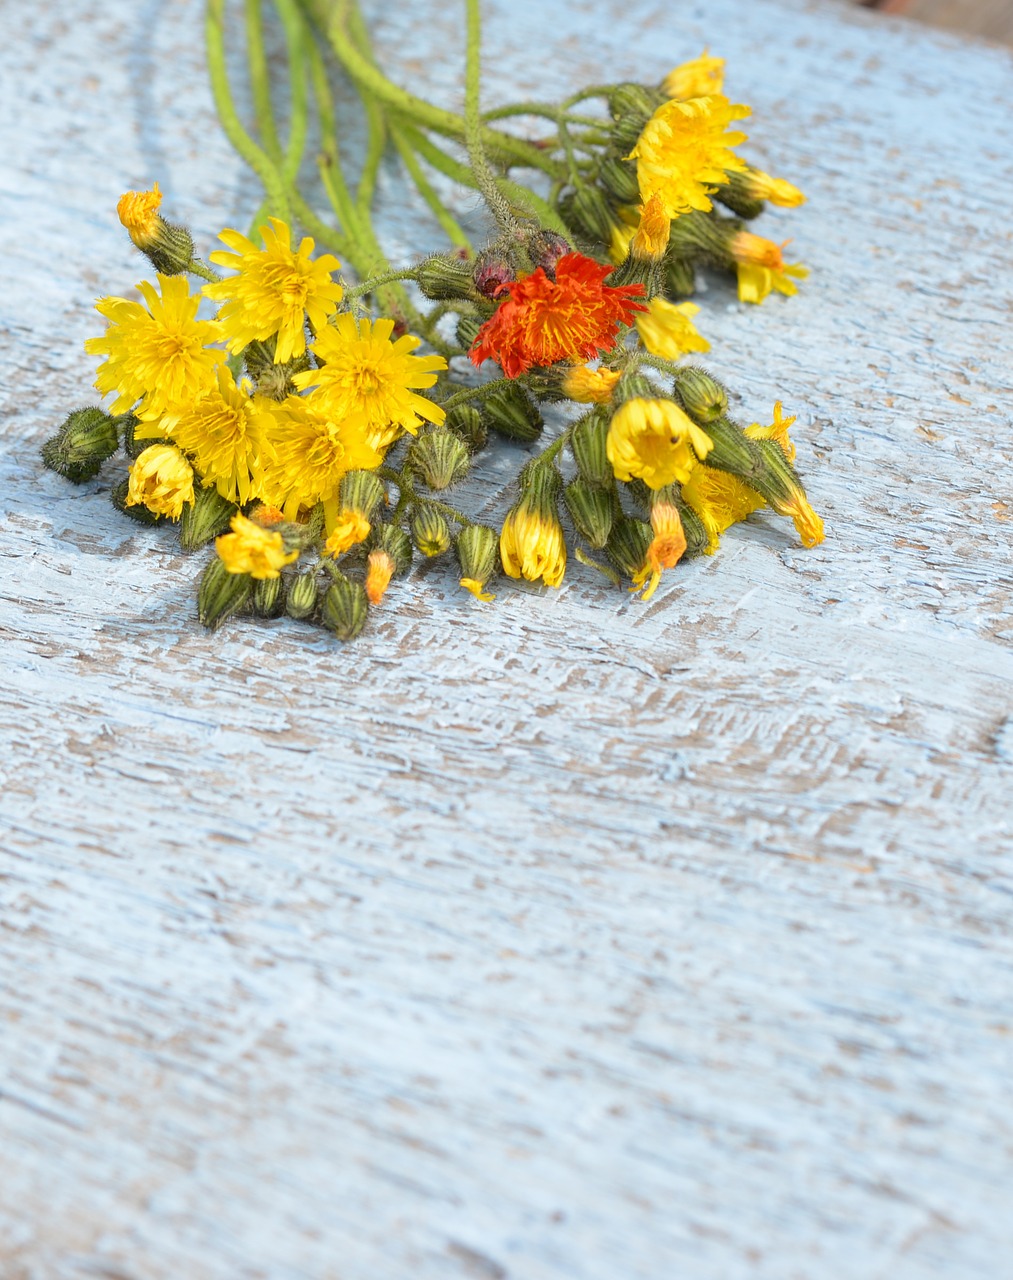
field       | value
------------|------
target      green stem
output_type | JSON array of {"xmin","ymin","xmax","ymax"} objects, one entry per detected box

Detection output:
[
  {"xmin": 245, "ymin": 0, "xmax": 282, "ymax": 161},
  {"xmin": 441, "ymin": 377, "xmax": 513, "ymax": 410},
  {"xmin": 391, "ymin": 123, "xmax": 472, "ymax": 250},
  {"xmin": 463, "ymin": 0, "xmax": 516, "ymax": 233},
  {"xmin": 276, "ymin": 0, "xmax": 311, "ymax": 182},
  {"xmin": 345, "ymin": 267, "xmax": 420, "ymax": 299},
  {"xmin": 187, "ymin": 258, "xmax": 222, "ymax": 283},
  {"xmin": 481, "ymin": 102, "xmax": 602, "ymax": 128}
]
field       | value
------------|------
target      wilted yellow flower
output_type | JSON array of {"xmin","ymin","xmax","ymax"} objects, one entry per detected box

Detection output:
[
  {"xmin": 126, "ymin": 444, "xmax": 194, "ymax": 519},
  {"xmin": 215, "ymin": 513, "xmax": 298, "ymax": 578},
  {"xmin": 500, "ymin": 499, "xmax": 567, "ymax": 588},
  {"xmin": 630, "ymin": 193, "xmax": 671, "ymax": 261},
  {"xmin": 662, "ymin": 50, "xmax": 725, "ymax": 101},
  {"xmin": 633, "ymin": 498, "xmax": 687, "ymax": 601},
  {"xmin": 629, "ymin": 95, "xmax": 749, "ymax": 218},
  {"xmin": 607, "ymin": 397, "xmax": 713, "ymax": 489},
  {"xmin": 729, "ymin": 231, "xmax": 785, "ymax": 269},
  {"xmin": 681, "ymin": 465, "xmax": 765, "ymax": 553},
  {"xmin": 562, "ymin": 365, "xmax": 622, "ymax": 404},
  {"xmin": 261, "ymin": 392, "xmax": 383, "ymax": 522},
  {"xmin": 365, "ymin": 548, "xmax": 395, "ymax": 605},
  {"xmin": 324, "ymin": 510, "xmax": 372, "ymax": 557},
  {"xmin": 635, "ymin": 299, "xmax": 710, "ymax": 360},
  {"xmin": 459, "ymin": 577, "xmax": 495, "ymax": 602},
  {"xmin": 737, "ymin": 261, "xmax": 809, "ymax": 305},
  {"xmin": 205, "ymin": 217, "xmax": 343, "ymax": 363},
  {"xmin": 743, "ymin": 168, "xmax": 805, "ymax": 208},
  {"xmin": 117, "ymin": 183, "xmax": 162, "ymax": 248},
  {"xmin": 777, "ymin": 492, "xmax": 825, "ymax": 548},
  {"xmin": 85, "ymin": 274, "xmax": 223, "ymax": 418},
  {"xmin": 294, "ymin": 315, "xmax": 447, "ymax": 447},
  {"xmin": 745, "ymin": 401, "xmax": 797, "ymax": 463}
]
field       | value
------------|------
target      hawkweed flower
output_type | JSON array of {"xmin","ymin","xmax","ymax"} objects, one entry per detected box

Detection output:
[
  {"xmin": 729, "ymin": 231, "xmax": 787, "ymax": 270},
  {"xmin": 562, "ymin": 365, "xmax": 622, "ymax": 405},
  {"xmin": 470, "ymin": 253, "xmax": 646, "ymax": 378},
  {"xmin": 85, "ymin": 274, "xmax": 223, "ymax": 418},
  {"xmin": 117, "ymin": 184, "xmax": 164, "ymax": 250},
  {"xmin": 294, "ymin": 315, "xmax": 447, "ymax": 447},
  {"xmin": 324, "ymin": 510, "xmax": 371, "ymax": 558},
  {"xmin": 205, "ymin": 218, "xmax": 343, "ymax": 363},
  {"xmin": 635, "ymin": 298, "xmax": 710, "ymax": 360},
  {"xmin": 215, "ymin": 513, "xmax": 298, "ymax": 579},
  {"xmin": 661, "ymin": 50, "xmax": 725, "ymax": 100},
  {"xmin": 499, "ymin": 463, "xmax": 567, "ymax": 588},
  {"xmin": 629, "ymin": 95, "xmax": 749, "ymax": 218},
  {"xmin": 745, "ymin": 401, "xmax": 797, "ymax": 463},
  {"xmin": 633, "ymin": 493, "xmax": 688, "ymax": 600},
  {"xmin": 740, "ymin": 167, "xmax": 805, "ymax": 208},
  {"xmin": 365, "ymin": 549, "xmax": 395, "ymax": 604},
  {"xmin": 607, "ymin": 397, "xmax": 713, "ymax": 489},
  {"xmin": 737, "ymin": 260, "xmax": 809, "ymax": 305},
  {"xmin": 126, "ymin": 444, "xmax": 194, "ymax": 520},
  {"xmin": 681, "ymin": 464, "xmax": 765, "ymax": 552}
]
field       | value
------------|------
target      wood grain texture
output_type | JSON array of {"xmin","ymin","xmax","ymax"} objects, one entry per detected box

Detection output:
[{"xmin": 1, "ymin": 2, "xmax": 1012, "ymax": 1277}]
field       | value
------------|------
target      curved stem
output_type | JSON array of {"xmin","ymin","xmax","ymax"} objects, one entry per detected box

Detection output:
[
  {"xmin": 464, "ymin": 0, "xmax": 516, "ymax": 234},
  {"xmin": 392, "ymin": 123, "xmax": 472, "ymax": 250},
  {"xmin": 441, "ymin": 377, "xmax": 513, "ymax": 410},
  {"xmin": 345, "ymin": 267, "xmax": 419, "ymax": 299}
]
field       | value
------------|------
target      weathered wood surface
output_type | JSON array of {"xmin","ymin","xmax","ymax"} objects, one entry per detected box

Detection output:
[{"xmin": 2, "ymin": 1, "xmax": 1012, "ymax": 1277}]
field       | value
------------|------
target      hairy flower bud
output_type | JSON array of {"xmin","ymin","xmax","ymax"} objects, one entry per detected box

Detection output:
[
  {"xmin": 606, "ymin": 515, "xmax": 652, "ymax": 579},
  {"xmin": 111, "ymin": 478, "xmax": 164, "ymax": 525},
  {"xmin": 243, "ymin": 338, "xmax": 310, "ymax": 400},
  {"xmin": 410, "ymin": 504, "xmax": 452, "ymax": 557},
  {"xmin": 456, "ymin": 523, "xmax": 498, "ymax": 601},
  {"xmin": 117, "ymin": 183, "xmax": 196, "ymax": 275},
  {"xmin": 180, "ymin": 485, "xmax": 238, "ymax": 551},
  {"xmin": 407, "ymin": 429, "xmax": 471, "ymax": 490},
  {"xmin": 252, "ymin": 574, "xmax": 285, "ymax": 618},
  {"xmin": 567, "ymin": 184, "xmax": 618, "ymax": 245},
  {"xmin": 197, "ymin": 556, "xmax": 252, "ymax": 631},
  {"xmin": 367, "ymin": 523, "xmax": 413, "ymax": 575},
  {"xmin": 565, "ymin": 478, "xmax": 615, "ymax": 548},
  {"xmin": 285, "ymin": 570, "xmax": 319, "ymax": 620},
  {"xmin": 473, "ymin": 251, "xmax": 515, "ymax": 299},
  {"xmin": 665, "ymin": 256, "xmax": 697, "ymax": 298},
  {"xmin": 529, "ymin": 230, "xmax": 571, "ymax": 278},
  {"xmin": 569, "ymin": 408, "xmax": 612, "ymax": 487},
  {"xmin": 673, "ymin": 366, "xmax": 729, "ymax": 424},
  {"xmin": 417, "ymin": 252, "xmax": 477, "ymax": 301},
  {"xmin": 41, "ymin": 407, "xmax": 120, "ymax": 483},
  {"xmin": 483, "ymin": 385, "xmax": 544, "ymax": 443},
  {"xmin": 609, "ymin": 83, "xmax": 665, "ymax": 151},
  {"xmin": 339, "ymin": 470, "xmax": 386, "ymax": 520},
  {"xmin": 613, "ymin": 371, "xmax": 657, "ymax": 405},
  {"xmin": 455, "ymin": 314, "xmax": 483, "ymax": 350},
  {"xmin": 445, "ymin": 403, "xmax": 488, "ymax": 453},
  {"xmin": 598, "ymin": 154, "xmax": 640, "ymax": 204},
  {"xmin": 321, "ymin": 575, "xmax": 369, "ymax": 640}
]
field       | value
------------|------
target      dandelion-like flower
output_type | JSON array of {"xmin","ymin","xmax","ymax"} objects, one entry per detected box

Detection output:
[
  {"xmin": 681, "ymin": 465, "xmax": 765, "ymax": 553},
  {"xmin": 500, "ymin": 500, "xmax": 567, "ymax": 588},
  {"xmin": 126, "ymin": 444, "xmax": 194, "ymax": 520},
  {"xmin": 607, "ymin": 397, "xmax": 713, "ymax": 490},
  {"xmin": 215, "ymin": 513, "xmax": 298, "ymax": 579},
  {"xmin": 661, "ymin": 50, "xmax": 725, "ymax": 101},
  {"xmin": 745, "ymin": 401, "xmax": 798, "ymax": 463},
  {"xmin": 561, "ymin": 365, "xmax": 622, "ymax": 404},
  {"xmin": 294, "ymin": 315, "xmax": 447, "ymax": 447},
  {"xmin": 635, "ymin": 299, "xmax": 710, "ymax": 361},
  {"xmin": 629, "ymin": 95, "xmax": 749, "ymax": 218},
  {"xmin": 85, "ymin": 274, "xmax": 223, "ymax": 418},
  {"xmin": 117, "ymin": 183, "xmax": 163, "ymax": 249},
  {"xmin": 737, "ymin": 261, "xmax": 809, "ymax": 305},
  {"xmin": 325, "ymin": 510, "xmax": 373, "ymax": 558},
  {"xmin": 470, "ymin": 253, "xmax": 646, "ymax": 379},
  {"xmin": 205, "ymin": 218, "xmax": 344, "ymax": 364}
]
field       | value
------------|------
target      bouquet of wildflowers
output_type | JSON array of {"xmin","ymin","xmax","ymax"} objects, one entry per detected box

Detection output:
[{"xmin": 43, "ymin": 0, "xmax": 823, "ymax": 641}]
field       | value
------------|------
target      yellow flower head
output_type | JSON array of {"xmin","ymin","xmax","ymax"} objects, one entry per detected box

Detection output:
[
  {"xmin": 744, "ymin": 168, "xmax": 805, "ymax": 208},
  {"xmin": 607, "ymin": 397, "xmax": 713, "ymax": 490},
  {"xmin": 294, "ymin": 315, "xmax": 447, "ymax": 448},
  {"xmin": 777, "ymin": 492, "xmax": 825, "ymax": 548},
  {"xmin": 324, "ymin": 509, "xmax": 372, "ymax": 558},
  {"xmin": 215, "ymin": 513, "xmax": 298, "ymax": 579},
  {"xmin": 205, "ymin": 218, "xmax": 344, "ymax": 364},
  {"xmin": 630, "ymin": 193, "xmax": 671, "ymax": 262},
  {"xmin": 162, "ymin": 364, "xmax": 274, "ymax": 506},
  {"xmin": 633, "ymin": 498, "xmax": 687, "ymax": 601},
  {"xmin": 84, "ymin": 274, "xmax": 223, "ymax": 417},
  {"xmin": 661, "ymin": 50, "xmax": 725, "ymax": 101},
  {"xmin": 459, "ymin": 577, "xmax": 495, "ymax": 603},
  {"xmin": 262, "ymin": 392, "xmax": 383, "ymax": 522},
  {"xmin": 499, "ymin": 499, "xmax": 567, "ymax": 589},
  {"xmin": 629, "ymin": 95, "xmax": 749, "ymax": 219},
  {"xmin": 365, "ymin": 548, "xmax": 395, "ymax": 605},
  {"xmin": 635, "ymin": 299, "xmax": 710, "ymax": 361},
  {"xmin": 126, "ymin": 444, "xmax": 194, "ymax": 520},
  {"xmin": 737, "ymin": 261, "xmax": 809, "ymax": 305},
  {"xmin": 745, "ymin": 401, "xmax": 797, "ymax": 463},
  {"xmin": 729, "ymin": 231, "xmax": 785, "ymax": 270},
  {"xmin": 117, "ymin": 183, "xmax": 163, "ymax": 248},
  {"xmin": 562, "ymin": 364, "xmax": 622, "ymax": 404},
  {"xmin": 681, "ymin": 465, "xmax": 765, "ymax": 553}
]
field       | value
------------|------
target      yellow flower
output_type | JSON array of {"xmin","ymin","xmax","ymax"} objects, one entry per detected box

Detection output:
[
  {"xmin": 737, "ymin": 261, "xmax": 809, "ymax": 305},
  {"xmin": 126, "ymin": 444, "xmax": 194, "ymax": 519},
  {"xmin": 608, "ymin": 221, "xmax": 636, "ymax": 265},
  {"xmin": 629, "ymin": 95, "xmax": 749, "ymax": 219},
  {"xmin": 745, "ymin": 401, "xmax": 797, "ymax": 463},
  {"xmin": 633, "ymin": 498, "xmax": 687, "ymax": 601},
  {"xmin": 117, "ymin": 183, "xmax": 162, "ymax": 248},
  {"xmin": 154, "ymin": 365, "xmax": 274, "ymax": 506},
  {"xmin": 84, "ymin": 274, "xmax": 223, "ymax": 417},
  {"xmin": 777, "ymin": 492, "xmax": 825, "ymax": 548},
  {"xmin": 729, "ymin": 231, "xmax": 785, "ymax": 270},
  {"xmin": 500, "ymin": 500, "xmax": 567, "ymax": 588},
  {"xmin": 365, "ymin": 549, "xmax": 395, "ymax": 605},
  {"xmin": 661, "ymin": 50, "xmax": 725, "ymax": 101},
  {"xmin": 635, "ymin": 299, "xmax": 710, "ymax": 360},
  {"xmin": 215, "ymin": 513, "xmax": 298, "ymax": 578},
  {"xmin": 459, "ymin": 577, "xmax": 495, "ymax": 603},
  {"xmin": 681, "ymin": 465, "xmax": 765, "ymax": 553},
  {"xmin": 205, "ymin": 217, "xmax": 344, "ymax": 364},
  {"xmin": 261, "ymin": 392, "xmax": 383, "ymax": 522},
  {"xmin": 607, "ymin": 397, "xmax": 713, "ymax": 490},
  {"xmin": 294, "ymin": 315, "xmax": 447, "ymax": 448},
  {"xmin": 630, "ymin": 193, "xmax": 671, "ymax": 261},
  {"xmin": 324, "ymin": 510, "xmax": 372, "ymax": 557},
  {"xmin": 743, "ymin": 168, "xmax": 805, "ymax": 208},
  {"xmin": 562, "ymin": 365, "xmax": 622, "ymax": 404}
]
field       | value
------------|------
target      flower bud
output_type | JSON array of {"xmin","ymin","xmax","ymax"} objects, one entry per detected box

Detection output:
[
  {"xmin": 483, "ymin": 385, "xmax": 543, "ymax": 443},
  {"xmin": 367, "ymin": 522, "xmax": 413, "ymax": 575},
  {"xmin": 321, "ymin": 575, "xmax": 369, "ymax": 640},
  {"xmin": 455, "ymin": 314, "xmax": 483, "ymax": 349},
  {"xmin": 667, "ymin": 211, "xmax": 739, "ymax": 268},
  {"xmin": 665, "ymin": 257, "xmax": 696, "ymax": 298},
  {"xmin": 117, "ymin": 184, "xmax": 196, "ymax": 275},
  {"xmin": 417, "ymin": 252, "xmax": 477, "ymax": 301},
  {"xmin": 529, "ymin": 230, "xmax": 571, "ymax": 278},
  {"xmin": 445, "ymin": 403, "xmax": 488, "ymax": 453},
  {"xmin": 180, "ymin": 485, "xmax": 238, "ymax": 550},
  {"xmin": 285, "ymin": 570, "xmax": 319, "ymax": 620},
  {"xmin": 244, "ymin": 338, "xmax": 310, "ymax": 400},
  {"xmin": 500, "ymin": 462, "xmax": 567, "ymax": 588},
  {"xmin": 569, "ymin": 408, "xmax": 612, "ymax": 487},
  {"xmin": 339, "ymin": 469, "xmax": 386, "ymax": 520},
  {"xmin": 673, "ymin": 366, "xmax": 729, "ymax": 424},
  {"xmin": 111, "ymin": 478, "xmax": 164, "ymax": 525},
  {"xmin": 597, "ymin": 154, "xmax": 640, "ymax": 204},
  {"xmin": 606, "ymin": 515, "xmax": 652, "ymax": 579},
  {"xmin": 609, "ymin": 83, "xmax": 664, "ymax": 151},
  {"xmin": 613, "ymin": 371, "xmax": 657, "ymax": 405},
  {"xmin": 114, "ymin": 413, "xmax": 145, "ymax": 459},
  {"xmin": 252, "ymin": 574, "xmax": 285, "ymax": 618},
  {"xmin": 41, "ymin": 407, "xmax": 119, "ymax": 483},
  {"xmin": 407, "ymin": 429, "xmax": 470, "ymax": 490},
  {"xmin": 567, "ymin": 184, "xmax": 618, "ymax": 246},
  {"xmin": 456, "ymin": 523, "xmax": 498, "ymax": 598},
  {"xmin": 713, "ymin": 168, "xmax": 765, "ymax": 221},
  {"xmin": 565, "ymin": 478, "xmax": 615, "ymax": 548},
  {"xmin": 410, "ymin": 504, "xmax": 452, "ymax": 557},
  {"xmin": 197, "ymin": 555, "xmax": 252, "ymax": 630},
  {"xmin": 473, "ymin": 251, "xmax": 515, "ymax": 299}
]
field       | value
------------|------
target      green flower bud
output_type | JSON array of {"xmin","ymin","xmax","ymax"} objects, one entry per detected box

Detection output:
[
  {"xmin": 197, "ymin": 556, "xmax": 252, "ymax": 630},
  {"xmin": 606, "ymin": 515, "xmax": 652, "ymax": 578},
  {"xmin": 456, "ymin": 523, "xmax": 498, "ymax": 586},
  {"xmin": 113, "ymin": 413, "xmax": 145, "ymax": 459},
  {"xmin": 407, "ymin": 429, "xmax": 470, "ymax": 490},
  {"xmin": 321, "ymin": 575, "xmax": 369, "ymax": 641},
  {"xmin": 140, "ymin": 220, "xmax": 197, "ymax": 277},
  {"xmin": 484, "ymin": 385, "xmax": 543, "ymax": 443},
  {"xmin": 564, "ymin": 478, "xmax": 615, "ymax": 548},
  {"xmin": 676, "ymin": 492, "xmax": 710, "ymax": 558},
  {"xmin": 569, "ymin": 408, "xmax": 612, "ymax": 488},
  {"xmin": 608, "ymin": 84, "xmax": 664, "ymax": 151},
  {"xmin": 339, "ymin": 469, "xmax": 386, "ymax": 519},
  {"xmin": 285, "ymin": 570, "xmax": 319, "ymax": 620},
  {"xmin": 180, "ymin": 485, "xmax": 237, "ymax": 550},
  {"xmin": 606, "ymin": 253, "xmax": 664, "ymax": 298},
  {"xmin": 110, "ymin": 477, "xmax": 164, "ymax": 525},
  {"xmin": 673, "ymin": 366, "xmax": 729, "ymax": 424},
  {"xmin": 446, "ymin": 404, "xmax": 488, "ymax": 454},
  {"xmin": 714, "ymin": 167, "xmax": 765, "ymax": 221},
  {"xmin": 613, "ymin": 372, "xmax": 657, "ymax": 405},
  {"xmin": 455, "ymin": 314, "xmax": 483, "ymax": 350},
  {"xmin": 597, "ymin": 154, "xmax": 640, "ymax": 204},
  {"xmin": 41, "ymin": 407, "xmax": 119, "ymax": 483},
  {"xmin": 567, "ymin": 184, "xmax": 617, "ymax": 245},
  {"xmin": 252, "ymin": 574, "xmax": 284, "ymax": 618},
  {"xmin": 243, "ymin": 338, "xmax": 310, "ymax": 401},
  {"xmin": 665, "ymin": 256, "xmax": 696, "ymax": 298},
  {"xmin": 667, "ymin": 211, "xmax": 738, "ymax": 268},
  {"xmin": 410, "ymin": 504, "xmax": 452, "ymax": 557},
  {"xmin": 417, "ymin": 253, "xmax": 477, "ymax": 301},
  {"xmin": 368, "ymin": 522, "xmax": 413, "ymax": 574}
]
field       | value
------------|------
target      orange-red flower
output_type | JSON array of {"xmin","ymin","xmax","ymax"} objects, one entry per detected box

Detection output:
[{"xmin": 469, "ymin": 252, "xmax": 646, "ymax": 379}]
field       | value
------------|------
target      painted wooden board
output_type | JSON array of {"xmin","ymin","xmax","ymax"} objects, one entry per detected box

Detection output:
[{"xmin": 1, "ymin": 1, "xmax": 1012, "ymax": 1277}]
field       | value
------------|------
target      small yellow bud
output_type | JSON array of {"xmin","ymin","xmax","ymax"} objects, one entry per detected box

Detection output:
[
  {"xmin": 215, "ymin": 514, "xmax": 298, "ymax": 579},
  {"xmin": 126, "ymin": 444, "xmax": 194, "ymax": 520},
  {"xmin": 661, "ymin": 51, "xmax": 725, "ymax": 101}
]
